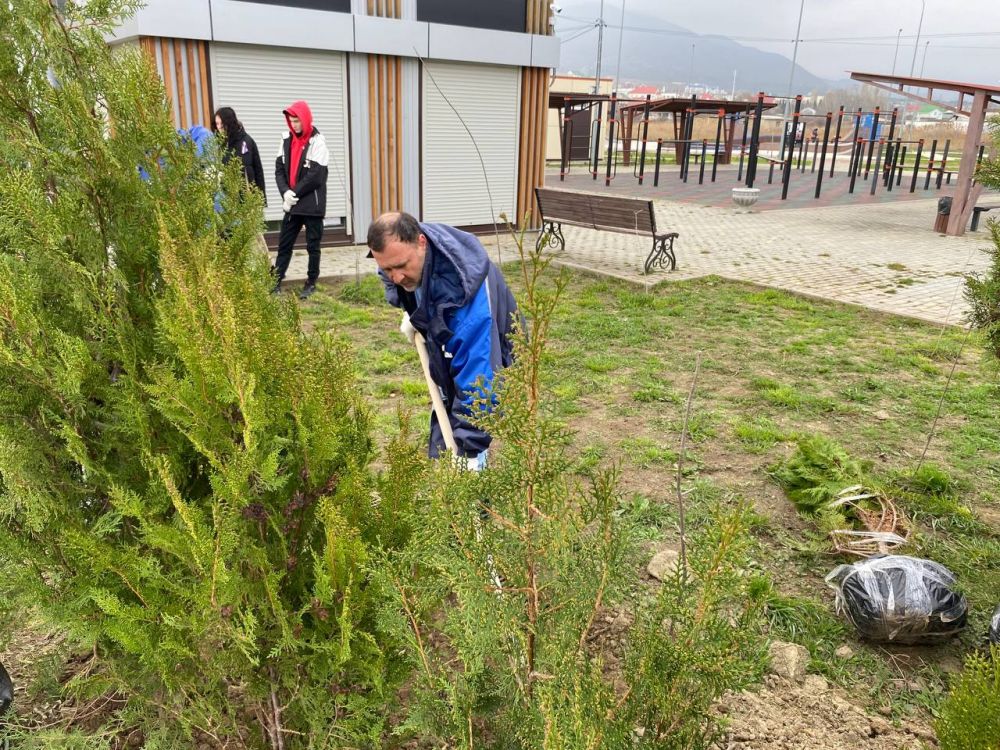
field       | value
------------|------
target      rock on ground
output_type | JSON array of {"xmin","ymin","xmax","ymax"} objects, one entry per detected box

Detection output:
[
  {"xmin": 767, "ymin": 641, "xmax": 810, "ymax": 682},
  {"xmin": 834, "ymin": 644, "xmax": 855, "ymax": 659},
  {"xmin": 646, "ymin": 549, "xmax": 682, "ymax": 581}
]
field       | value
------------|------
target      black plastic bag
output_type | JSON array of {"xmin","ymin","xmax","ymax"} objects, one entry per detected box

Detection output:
[
  {"xmin": 0, "ymin": 660, "xmax": 12, "ymax": 716},
  {"xmin": 825, "ymin": 555, "xmax": 967, "ymax": 644},
  {"xmin": 989, "ymin": 603, "xmax": 1000, "ymax": 645}
]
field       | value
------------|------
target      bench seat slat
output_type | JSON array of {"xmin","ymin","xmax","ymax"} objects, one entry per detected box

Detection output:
[
  {"xmin": 536, "ymin": 189, "xmax": 657, "ymax": 235},
  {"xmin": 534, "ymin": 187, "xmax": 678, "ymax": 274}
]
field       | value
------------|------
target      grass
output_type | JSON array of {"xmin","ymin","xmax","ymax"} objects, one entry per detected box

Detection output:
[
  {"xmin": 11, "ymin": 269, "xmax": 992, "ymax": 736},
  {"xmin": 305, "ymin": 270, "xmax": 999, "ymax": 509},
  {"xmin": 294, "ymin": 270, "xmax": 1000, "ymax": 723}
]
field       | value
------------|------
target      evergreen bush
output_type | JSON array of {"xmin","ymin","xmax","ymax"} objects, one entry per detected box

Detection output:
[
  {"xmin": 965, "ymin": 117, "xmax": 1000, "ymax": 358},
  {"xmin": 376, "ymin": 228, "xmax": 767, "ymax": 748},
  {"xmin": 935, "ymin": 647, "xmax": 1000, "ymax": 750},
  {"xmin": 0, "ymin": 1, "xmax": 412, "ymax": 745}
]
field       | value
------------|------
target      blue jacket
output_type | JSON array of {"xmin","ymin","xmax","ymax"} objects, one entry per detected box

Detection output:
[
  {"xmin": 139, "ymin": 126, "xmax": 221, "ymax": 213},
  {"xmin": 184, "ymin": 125, "xmax": 214, "ymax": 157},
  {"xmin": 380, "ymin": 224, "xmax": 518, "ymax": 458}
]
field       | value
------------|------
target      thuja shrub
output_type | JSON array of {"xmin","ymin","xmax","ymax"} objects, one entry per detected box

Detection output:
[
  {"xmin": 965, "ymin": 118, "xmax": 1000, "ymax": 358},
  {"xmin": 0, "ymin": 1, "xmax": 413, "ymax": 745},
  {"xmin": 377, "ymin": 228, "xmax": 767, "ymax": 748},
  {"xmin": 935, "ymin": 647, "xmax": 1000, "ymax": 750},
  {"xmin": 964, "ymin": 220, "xmax": 1000, "ymax": 359}
]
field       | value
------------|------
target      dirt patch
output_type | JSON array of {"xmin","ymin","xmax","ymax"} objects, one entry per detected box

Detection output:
[
  {"xmin": 712, "ymin": 674, "xmax": 938, "ymax": 750},
  {"xmin": 1, "ymin": 618, "xmax": 66, "ymax": 721}
]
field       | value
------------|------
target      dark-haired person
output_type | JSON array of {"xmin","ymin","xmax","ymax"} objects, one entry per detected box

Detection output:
[
  {"xmin": 366, "ymin": 211, "xmax": 518, "ymax": 465},
  {"xmin": 213, "ymin": 107, "xmax": 266, "ymax": 197},
  {"xmin": 273, "ymin": 100, "xmax": 328, "ymax": 300},
  {"xmin": 213, "ymin": 106, "xmax": 267, "ymax": 251}
]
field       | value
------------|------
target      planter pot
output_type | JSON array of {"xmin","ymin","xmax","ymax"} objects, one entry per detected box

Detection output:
[{"xmin": 732, "ymin": 187, "xmax": 761, "ymax": 213}]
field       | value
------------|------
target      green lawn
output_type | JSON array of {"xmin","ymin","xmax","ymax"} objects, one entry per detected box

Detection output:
[{"xmin": 303, "ymin": 269, "xmax": 1000, "ymax": 719}]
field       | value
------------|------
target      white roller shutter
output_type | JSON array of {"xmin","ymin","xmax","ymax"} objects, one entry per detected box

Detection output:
[
  {"xmin": 423, "ymin": 61, "xmax": 520, "ymax": 226},
  {"xmin": 209, "ymin": 44, "xmax": 352, "ymax": 227}
]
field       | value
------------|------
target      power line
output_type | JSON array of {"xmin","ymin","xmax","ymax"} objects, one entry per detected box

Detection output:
[
  {"xmin": 559, "ymin": 25, "xmax": 598, "ymax": 44},
  {"xmin": 808, "ymin": 39, "xmax": 1000, "ymax": 50},
  {"xmin": 809, "ymin": 31, "xmax": 1000, "ymax": 42},
  {"xmin": 558, "ymin": 12, "xmax": 1000, "ymax": 45}
]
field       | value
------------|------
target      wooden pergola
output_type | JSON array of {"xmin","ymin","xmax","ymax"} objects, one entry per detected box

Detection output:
[
  {"xmin": 851, "ymin": 71, "xmax": 1000, "ymax": 236},
  {"xmin": 617, "ymin": 97, "xmax": 777, "ymax": 166}
]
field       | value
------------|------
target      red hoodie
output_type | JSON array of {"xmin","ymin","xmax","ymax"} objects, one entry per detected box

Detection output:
[{"xmin": 283, "ymin": 100, "xmax": 313, "ymax": 189}]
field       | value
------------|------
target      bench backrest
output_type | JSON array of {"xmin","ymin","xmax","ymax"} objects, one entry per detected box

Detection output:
[{"xmin": 535, "ymin": 188, "xmax": 656, "ymax": 236}]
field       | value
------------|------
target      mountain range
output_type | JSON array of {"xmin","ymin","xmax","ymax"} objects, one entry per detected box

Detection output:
[{"xmin": 555, "ymin": 3, "xmax": 844, "ymax": 95}]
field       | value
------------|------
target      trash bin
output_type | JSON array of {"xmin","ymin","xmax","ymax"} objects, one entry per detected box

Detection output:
[{"xmin": 934, "ymin": 196, "xmax": 952, "ymax": 233}]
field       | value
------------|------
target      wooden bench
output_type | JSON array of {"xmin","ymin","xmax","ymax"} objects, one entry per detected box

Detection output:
[
  {"xmin": 534, "ymin": 187, "xmax": 678, "ymax": 275},
  {"xmin": 971, "ymin": 204, "xmax": 1000, "ymax": 232}
]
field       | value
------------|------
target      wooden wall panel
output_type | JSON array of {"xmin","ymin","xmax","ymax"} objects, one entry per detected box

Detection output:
[
  {"xmin": 515, "ymin": 1, "xmax": 553, "ymax": 228},
  {"xmin": 367, "ymin": 0, "xmax": 400, "ymax": 18},
  {"xmin": 139, "ymin": 36, "xmax": 213, "ymax": 129},
  {"xmin": 364, "ymin": 0, "xmax": 403, "ymax": 215},
  {"xmin": 516, "ymin": 67, "xmax": 549, "ymax": 228},
  {"xmin": 367, "ymin": 53, "xmax": 404, "ymax": 217},
  {"xmin": 526, "ymin": 0, "xmax": 551, "ymax": 35}
]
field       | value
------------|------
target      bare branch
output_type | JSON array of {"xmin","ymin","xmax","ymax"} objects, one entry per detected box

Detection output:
[{"xmin": 676, "ymin": 353, "xmax": 702, "ymax": 579}]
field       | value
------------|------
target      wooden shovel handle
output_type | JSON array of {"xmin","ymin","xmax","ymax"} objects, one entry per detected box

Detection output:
[{"xmin": 413, "ymin": 331, "xmax": 459, "ymax": 455}]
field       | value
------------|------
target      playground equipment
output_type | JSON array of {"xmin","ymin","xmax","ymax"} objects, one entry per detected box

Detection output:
[{"xmin": 549, "ymin": 73, "xmax": 999, "ymax": 235}]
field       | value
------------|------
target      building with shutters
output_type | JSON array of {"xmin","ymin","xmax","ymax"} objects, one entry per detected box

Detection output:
[{"xmin": 109, "ymin": 0, "xmax": 559, "ymax": 240}]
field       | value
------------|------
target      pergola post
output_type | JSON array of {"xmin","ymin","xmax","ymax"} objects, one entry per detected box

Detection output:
[
  {"xmin": 622, "ymin": 108, "xmax": 634, "ymax": 167},
  {"xmin": 946, "ymin": 89, "xmax": 988, "ymax": 236}
]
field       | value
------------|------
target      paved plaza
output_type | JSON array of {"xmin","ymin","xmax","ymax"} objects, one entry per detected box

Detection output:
[
  {"xmin": 281, "ymin": 187, "xmax": 996, "ymax": 327},
  {"xmin": 553, "ymin": 161, "xmax": 959, "ymax": 211}
]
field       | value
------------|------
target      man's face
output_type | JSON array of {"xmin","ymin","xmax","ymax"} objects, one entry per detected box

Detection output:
[
  {"xmin": 373, "ymin": 234, "xmax": 427, "ymax": 292},
  {"xmin": 289, "ymin": 115, "xmax": 302, "ymax": 134}
]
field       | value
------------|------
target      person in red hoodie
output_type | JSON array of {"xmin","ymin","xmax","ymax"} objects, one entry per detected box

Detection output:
[{"xmin": 273, "ymin": 100, "xmax": 329, "ymax": 299}]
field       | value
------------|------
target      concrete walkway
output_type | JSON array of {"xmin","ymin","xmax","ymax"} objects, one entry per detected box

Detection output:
[{"xmin": 281, "ymin": 196, "xmax": 993, "ymax": 327}]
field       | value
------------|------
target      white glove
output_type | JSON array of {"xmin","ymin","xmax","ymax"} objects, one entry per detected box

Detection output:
[
  {"xmin": 282, "ymin": 190, "xmax": 299, "ymax": 213},
  {"xmin": 454, "ymin": 450, "xmax": 488, "ymax": 473},
  {"xmin": 400, "ymin": 312, "xmax": 416, "ymax": 344}
]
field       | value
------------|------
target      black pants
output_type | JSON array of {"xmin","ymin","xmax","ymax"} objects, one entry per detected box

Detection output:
[{"xmin": 274, "ymin": 213, "xmax": 323, "ymax": 283}]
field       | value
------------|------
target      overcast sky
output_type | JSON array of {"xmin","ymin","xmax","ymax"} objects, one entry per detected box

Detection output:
[{"xmin": 555, "ymin": 0, "xmax": 1000, "ymax": 86}]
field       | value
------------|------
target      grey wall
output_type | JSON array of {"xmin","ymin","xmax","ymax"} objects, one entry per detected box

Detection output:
[{"xmin": 109, "ymin": 0, "xmax": 559, "ymax": 70}]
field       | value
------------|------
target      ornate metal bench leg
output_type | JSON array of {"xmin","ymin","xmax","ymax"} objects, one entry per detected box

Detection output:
[
  {"xmin": 643, "ymin": 242, "xmax": 659, "ymax": 275},
  {"xmin": 662, "ymin": 235, "xmax": 676, "ymax": 270},
  {"xmin": 643, "ymin": 235, "xmax": 677, "ymax": 275},
  {"xmin": 535, "ymin": 221, "xmax": 565, "ymax": 252}
]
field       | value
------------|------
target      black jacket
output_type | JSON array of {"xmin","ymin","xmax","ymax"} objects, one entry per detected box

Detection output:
[
  {"xmin": 274, "ymin": 127, "xmax": 329, "ymax": 217},
  {"xmin": 223, "ymin": 129, "xmax": 266, "ymax": 204}
]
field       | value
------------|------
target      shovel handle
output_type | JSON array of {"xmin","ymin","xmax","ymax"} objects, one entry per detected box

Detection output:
[{"xmin": 414, "ymin": 331, "xmax": 459, "ymax": 455}]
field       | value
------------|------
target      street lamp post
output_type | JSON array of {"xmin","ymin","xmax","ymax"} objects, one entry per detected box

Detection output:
[
  {"xmin": 919, "ymin": 40, "xmax": 930, "ymax": 77},
  {"xmin": 909, "ymin": 0, "xmax": 926, "ymax": 76},
  {"xmin": 786, "ymin": 0, "xmax": 806, "ymax": 95},
  {"xmin": 891, "ymin": 27, "xmax": 903, "ymax": 75},
  {"xmin": 781, "ymin": 0, "xmax": 807, "ymax": 156},
  {"xmin": 593, "ymin": 0, "xmax": 605, "ymax": 94},
  {"xmin": 613, "ymin": 0, "xmax": 626, "ymax": 93}
]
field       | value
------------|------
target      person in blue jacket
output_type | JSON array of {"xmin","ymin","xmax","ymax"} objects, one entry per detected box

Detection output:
[
  {"xmin": 367, "ymin": 211, "xmax": 519, "ymax": 465},
  {"xmin": 138, "ymin": 125, "xmax": 221, "ymax": 213}
]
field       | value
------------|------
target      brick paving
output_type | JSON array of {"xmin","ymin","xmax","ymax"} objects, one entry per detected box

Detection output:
[
  {"xmin": 279, "ymin": 186, "xmax": 996, "ymax": 327},
  {"xmin": 553, "ymin": 162, "xmax": 958, "ymax": 211}
]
